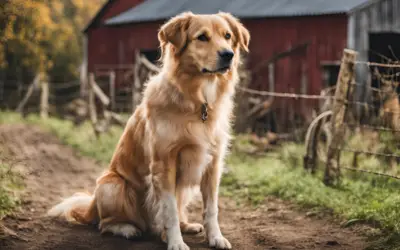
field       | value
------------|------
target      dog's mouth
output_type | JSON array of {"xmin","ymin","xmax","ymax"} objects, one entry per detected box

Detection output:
[{"xmin": 202, "ymin": 66, "xmax": 230, "ymax": 74}]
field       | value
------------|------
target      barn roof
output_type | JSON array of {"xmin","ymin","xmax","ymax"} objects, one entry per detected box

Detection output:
[
  {"xmin": 105, "ymin": 0, "xmax": 372, "ymax": 25},
  {"xmin": 84, "ymin": 0, "xmax": 115, "ymax": 33}
]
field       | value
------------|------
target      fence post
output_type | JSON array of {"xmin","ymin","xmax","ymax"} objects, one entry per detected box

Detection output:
[
  {"xmin": 109, "ymin": 71, "xmax": 116, "ymax": 111},
  {"xmin": 132, "ymin": 50, "xmax": 141, "ymax": 112},
  {"xmin": 88, "ymin": 73, "xmax": 97, "ymax": 125},
  {"xmin": 16, "ymin": 74, "xmax": 40, "ymax": 113},
  {"xmin": 40, "ymin": 81, "xmax": 49, "ymax": 119},
  {"xmin": 324, "ymin": 49, "xmax": 357, "ymax": 185},
  {"xmin": 80, "ymin": 74, "xmax": 88, "ymax": 98},
  {"xmin": 268, "ymin": 63, "xmax": 275, "ymax": 100},
  {"xmin": 0, "ymin": 79, "xmax": 3, "ymax": 102},
  {"xmin": 301, "ymin": 62, "xmax": 309, "ymax": 122}
]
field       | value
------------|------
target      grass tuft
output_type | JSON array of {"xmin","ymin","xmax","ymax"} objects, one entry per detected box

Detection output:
[{"xmin": 0, "ymin": 159, "xmax": 23, "ymax": 219}]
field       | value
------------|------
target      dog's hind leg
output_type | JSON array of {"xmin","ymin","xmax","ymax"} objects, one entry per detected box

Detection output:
[{"xmin": 95, "ymin": 173, "xmax": 146, "ymax": 239}]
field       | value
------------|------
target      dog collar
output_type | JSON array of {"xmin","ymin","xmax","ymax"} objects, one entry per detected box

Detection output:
[{"xmin": 201, "ymin": 103, "xmax": 208, "ymax": 122}]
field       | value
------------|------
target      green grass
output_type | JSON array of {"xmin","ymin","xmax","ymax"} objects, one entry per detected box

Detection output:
[
  {"xmin": 224, "ymin": 144, "xmax": 400, "ymax": 231},
  {"xmin": 1, "ymin": 111, "xmax": 400, "ymax": 248},
  {"xmin": 225, "ymin": 137, "xmax": 400, "ymax": 249},
  {"xmin": 0, "ymin": 111, "xmax": 122, "ymax": 164},
  {"xmin": 0, "ymin": 158, "xmax": 23, "ymax": 219}
]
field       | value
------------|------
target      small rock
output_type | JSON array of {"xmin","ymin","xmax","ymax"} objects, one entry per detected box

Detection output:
[
  {"xmin": 306, "ymin": 211, "xmax": 318, "ymax": 217},
  {"xmin": 326, "ymin": 240, "xmax": 340, "ymax": 246}
]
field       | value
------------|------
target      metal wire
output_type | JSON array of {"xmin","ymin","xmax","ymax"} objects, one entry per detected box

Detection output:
[
  {"xmin": 236, "ymin": 86, "xmax": 330, "ymax": 100},
  {"xmin": 334, "ymin": 147, "xmax": 400, "ymax": 159},
  {"xmin": 355, "ymin": 61, "xmax": 400, "ymax": 68},
  {"xmin": 345, "ymin": 123, "xmax": 400, "ymax": 133},
  {"xmin": 237, "ymin": 86, "xmax": 400, "ymax": 116},
  {"xmin": 341, "ymin": 166, "xmax": 400, "ymax": 180}
]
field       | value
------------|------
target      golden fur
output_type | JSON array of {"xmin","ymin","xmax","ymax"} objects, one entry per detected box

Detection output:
[{"xmin": 48, "ymin": 12, "xmax": 250, "ymax": 250}]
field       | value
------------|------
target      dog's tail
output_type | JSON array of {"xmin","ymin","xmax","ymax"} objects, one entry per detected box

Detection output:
[{"xmin": 47, "ymin": 192, "xmax": 98, "ymax": 224}]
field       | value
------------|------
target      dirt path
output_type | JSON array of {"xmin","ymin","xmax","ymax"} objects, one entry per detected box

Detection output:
[{"xmin": 0, "ymin": 124, "xmax": 369, "ymax": 250}]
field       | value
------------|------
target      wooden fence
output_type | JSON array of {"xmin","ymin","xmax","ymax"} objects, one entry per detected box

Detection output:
[
  {"xmin": 2, "ymin": 75, "xmax": 81, "ymax": 118},
  {"xmin": 3, "ymin": 48, "xmax": 400, "ymax": 186},
  {"xmin": 304, "ymin": 49, "xmax": 400, "ymax": 185}
]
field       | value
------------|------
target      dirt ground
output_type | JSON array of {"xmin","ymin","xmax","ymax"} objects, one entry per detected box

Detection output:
[{"xmin": 0, "ymin": 124, "xmax": 369, "ymax": 250}]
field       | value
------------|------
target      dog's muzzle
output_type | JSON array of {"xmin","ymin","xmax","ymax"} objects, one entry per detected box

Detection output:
[{"xmin": 202, "ymin": 50, "xmax": 234, "ymax": 74}]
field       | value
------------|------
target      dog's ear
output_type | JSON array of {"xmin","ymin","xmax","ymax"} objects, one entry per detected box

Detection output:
[
  {"xmin": 218, "ymin": 12, "xmax": 250, "ymax": 52},
  {"xmin": 158, "ymin": 12, "xmax": 194, "ymax": 56}
]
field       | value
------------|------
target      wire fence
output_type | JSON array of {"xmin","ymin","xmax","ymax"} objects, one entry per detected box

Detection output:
[
  {"xmin": 237, "ymin": 49, "xmax": 400, "ymax": 184},
  {"xmin": 106, "ymin": 49, "xmax": 400, "ymax": 185},
  {"xmin": 1, "ymin": 49, "xmax": 399, "ymax": 185},
  {"xmin": 0, "ymin": 78, "xmax": 82, "ymax": 117}
]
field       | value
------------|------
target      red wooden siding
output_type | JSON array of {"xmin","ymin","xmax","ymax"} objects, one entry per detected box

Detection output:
[
  {"xmin": 242, "ymin": 15, "xmax": 348, "ymax": 128},
  {"xmin": 86, "ymin": 12, "xmax": 348, "ymax": 129},
  {"xmin": 87, "ymin": 22, "xmax": 162, "ymax": 78}
]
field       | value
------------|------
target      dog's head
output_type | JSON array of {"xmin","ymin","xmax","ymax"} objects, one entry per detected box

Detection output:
[{"xmin": 158, "ymin": 12, "xmax": 250, "ymax": 75}]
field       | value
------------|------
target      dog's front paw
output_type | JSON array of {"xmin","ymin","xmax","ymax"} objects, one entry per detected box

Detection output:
[
  {"xmin": 209, "ymin": 236, "xmax": 232, "ymax": 249},
  {"xmin": 168, "ymin": 241, "xmax": 190, "ymax": 250}
]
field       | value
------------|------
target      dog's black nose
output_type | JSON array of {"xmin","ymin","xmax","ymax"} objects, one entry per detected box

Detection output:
[{"xmin": 219, "ymin": 50, "xmax": 234, "ymax": 62}]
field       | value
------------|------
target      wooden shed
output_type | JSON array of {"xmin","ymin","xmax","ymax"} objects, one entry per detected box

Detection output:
[
  {"xmin": 347, "ymin": 0, "xmax": 400, "ymax": 118},
  {"xmin": 83, "ymin": 0, "xmax": 400, "ymax": 130}
]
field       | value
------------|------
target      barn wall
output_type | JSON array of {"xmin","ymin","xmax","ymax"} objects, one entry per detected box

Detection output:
[
  {"xmin": 87, "ymin": 27, "xmax": 119, "ymax": 71},
  {"xmin": 243, "ymin": 15, "xmax": 347, "ymax": 92},
  {"xmin": 87, "ymin": 21, "xmax": 163, "ymax": 96},
  {"xmin": 242, "ymin": 15, "xmax": 348, "ymax": 128},
  {"xmin": 85, "ymin": 0, "xmax": 147, "ymax": 89},
  {"xmin": 89, "ymin": 15, "xmax": 347, "ymax": 89},
  {"xmin": 87, "ymin": 14, "xmax": 348, "ymax": 130},
  {"xmin": 87, "ymin": 22, "xmax": 161, "ymax": 72}
]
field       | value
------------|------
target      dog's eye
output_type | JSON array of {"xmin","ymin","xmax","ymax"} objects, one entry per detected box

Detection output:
[
  {"xmin": 197, "ymin": 34, "xmax": 209, "ymax": 42},
  {"xmin": 225, "ymin": 33, "xmax": 231, "ymax": 40}
]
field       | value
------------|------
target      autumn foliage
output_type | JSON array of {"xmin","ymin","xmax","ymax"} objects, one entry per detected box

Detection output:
[{"xmin": 0, "ymin": 0, "xmax": 106, "ymax": 83}]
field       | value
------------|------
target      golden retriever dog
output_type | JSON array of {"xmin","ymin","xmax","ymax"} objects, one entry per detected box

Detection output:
[{"xmin": 48, "ymin": 11, "xmax": 249, "ymax": 250}]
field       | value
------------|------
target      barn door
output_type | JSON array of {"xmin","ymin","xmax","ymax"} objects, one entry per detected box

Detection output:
[{"xmin": 368, "ymin": 32, "xmax": 400, "ymax": 116}]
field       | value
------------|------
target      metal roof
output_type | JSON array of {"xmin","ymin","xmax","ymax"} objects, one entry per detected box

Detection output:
[{"xmin": 105, "ymin": 0, "xmax": 372, "ymax": 25}]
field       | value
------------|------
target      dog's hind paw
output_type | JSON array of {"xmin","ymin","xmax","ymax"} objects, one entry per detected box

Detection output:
[
  {"xmin": 209, "ymin": 236, "xmax": 232, "ymax": 249},
  {"xmin": 101, "ymin": 223, "xmax": 142, "ymax": 239}
]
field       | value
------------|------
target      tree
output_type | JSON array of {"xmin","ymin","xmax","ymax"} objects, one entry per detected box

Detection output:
[
  {"xmin": 0, "ymin": 0, "xmax": 106, "ymax": 83},
  {"xmin": 0, "ymin": 0, "xmax": 54, "ymax": 81}
]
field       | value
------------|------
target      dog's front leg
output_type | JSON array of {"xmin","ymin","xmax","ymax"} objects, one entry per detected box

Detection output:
[
  {"xmin": 200, "ymin": 153, "xmax": 232, "ymax": 249},
  {"xmin": 152, "ymin": 157, "xmax": 189, "ymax": 250}
]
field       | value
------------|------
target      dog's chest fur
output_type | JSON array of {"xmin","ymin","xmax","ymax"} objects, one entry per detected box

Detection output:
[
  {"xmin": 153, "ymin": 80, "xmax": 229, "ymax": 182},
  {"xmin": 177, "ymin": 79, "xmax": 232, "ymax": 185},
  {"xmin": 202, "ymin": 78, "xmax": 218, "ymax": 105}
]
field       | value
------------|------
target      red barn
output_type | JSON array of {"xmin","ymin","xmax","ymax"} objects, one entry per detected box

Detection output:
[{"xmin": 83, "ymin": 0, "xmax": 400, "ymax": 131}]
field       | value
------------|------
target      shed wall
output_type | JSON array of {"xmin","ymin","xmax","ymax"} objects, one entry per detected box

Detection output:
[{"xmin": 349, "ymin": 0, "xmax": 400, "ymax": 115}]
